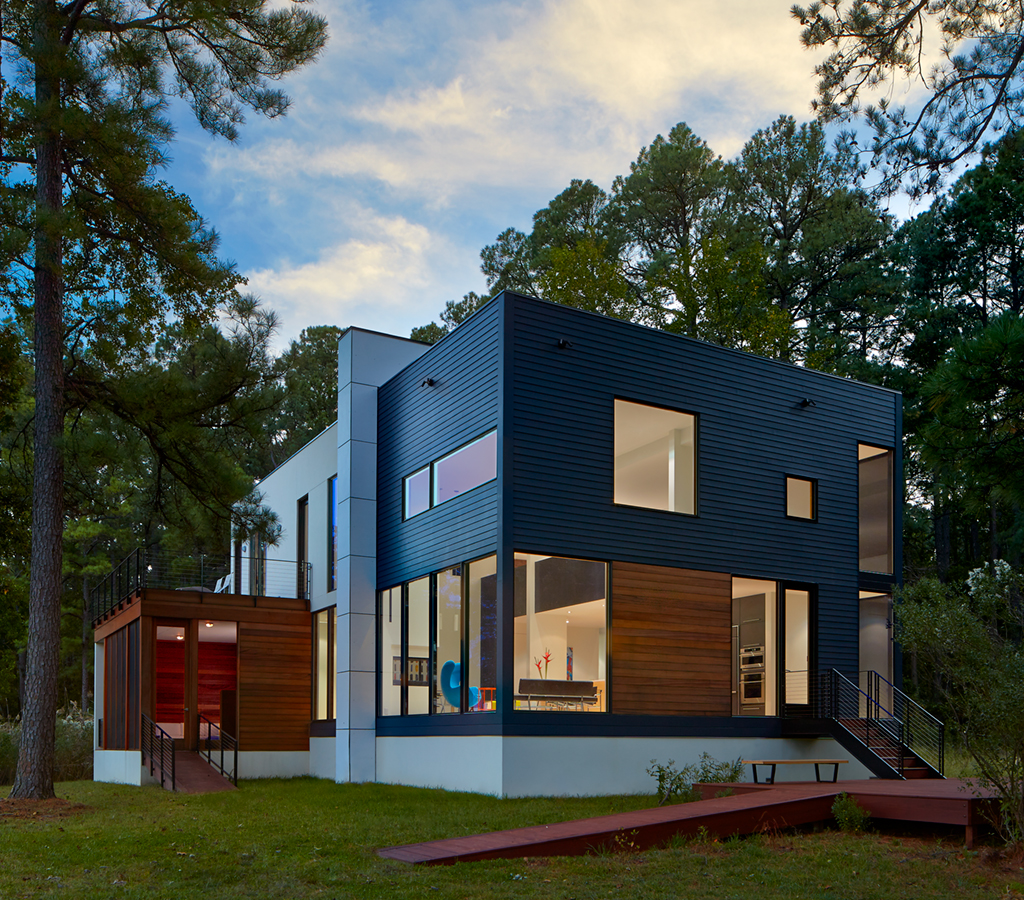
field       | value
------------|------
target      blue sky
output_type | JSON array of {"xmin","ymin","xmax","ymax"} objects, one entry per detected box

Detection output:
[{"xmin": 162, "ymin": 0, "xmax": 855, "ymax": 350}]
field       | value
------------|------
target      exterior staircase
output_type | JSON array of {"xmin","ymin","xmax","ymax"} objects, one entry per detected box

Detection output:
[{"xmin": 814, "ymin": 670, "xmax": 945, "ymax": 780}]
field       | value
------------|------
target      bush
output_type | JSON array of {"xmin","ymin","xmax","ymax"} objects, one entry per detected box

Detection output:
[
  {"xmin": 647, "ymin": 753, "xmax": 744, "ymax": 806},
  {"xmin": 832, "ymin": 792, "xmax": 869, "ymax": 832},
  {"xmin": 0, "ymin": 704, "xmax": 94, "ymax": 785}
]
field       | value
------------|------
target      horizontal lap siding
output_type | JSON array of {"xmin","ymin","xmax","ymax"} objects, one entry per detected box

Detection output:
[
  {"xmin": 377, "ymin": 303, "xmax": 500, "ymax": 586},
  {"xmin": 509, "ymin": 295, "xmax": 900, "ymax": 678},
  {"xmin": 611, "ymin": 562, "xmax": 731, "ymax": 716},
  {"xmin": 238, "ymin": 621, "xmax": 311, "ymax": 751}
]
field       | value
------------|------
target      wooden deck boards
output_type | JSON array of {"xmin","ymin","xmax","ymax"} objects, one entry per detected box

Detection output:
[{"xmin": 378, "ymin": 779, "xmax": 997, "ymax": 865}]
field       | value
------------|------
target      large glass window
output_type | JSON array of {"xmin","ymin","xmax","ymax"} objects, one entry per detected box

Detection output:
[
  {"xmin": 313, "ymin": 608, "xmax": 335, "ymax": 720},
  {"xmin": 434, "ymin": 432, "xmax": 497, "ymax": 505},
  {"xmin": 514, "ymin": 553, "xmax": 607, "ymax": 712},
  {"xmin": 380, "ymin": 556, "xmax": 497, "ymax": 717},
  {"xmin": 614, "ymin": 400, "xmax": 696, "ymax": 514},
  {"xmin": 858, "ymin": 445, "xmax": 893, "ymax": 574}
]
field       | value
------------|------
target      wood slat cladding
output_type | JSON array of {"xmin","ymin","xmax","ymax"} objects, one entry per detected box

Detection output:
[
  {"xmin": 611, "ymin": 562, "xmax": 731, "ymax": 716},
  {"xmin": 238, "ymin": 620, "xmax": 312, "ymax": 751}
]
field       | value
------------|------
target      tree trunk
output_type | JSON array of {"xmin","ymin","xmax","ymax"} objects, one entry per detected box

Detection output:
[
  {"xmin": 10, "ymin": 1, "xmax": 64, "ymax": 801},
  {"xmin": 81, "ymin": 576, "xmax": 90, "ymax": 712}
]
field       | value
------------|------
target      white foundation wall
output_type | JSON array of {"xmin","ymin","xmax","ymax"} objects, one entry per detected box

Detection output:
[
  {"xmin": 236, "ymin": 751, "xmax": 310, "ymax": 779},
  {"xmin": 376, "ymin": 735, "xmax": 873, "ymax": 797},
  {"xmin": 94, "ymin": 750, "xmax": 144, "ymax": 785},
  {"xmin": 309, "ymin": 737, "xmax": 337, "ymax": 780},
  {"xmin": 376, "ymin": 735, "xmax": 505, "ymax": 795}
]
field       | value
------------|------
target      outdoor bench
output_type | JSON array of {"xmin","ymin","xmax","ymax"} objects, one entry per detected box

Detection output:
[{"xmin": 742, "ymin": 758, "xmax": 848, "ymax": 784}]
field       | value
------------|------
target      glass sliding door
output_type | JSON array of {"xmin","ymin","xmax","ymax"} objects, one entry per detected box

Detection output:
[
  {"xmin": 731, "ymin": 579, "xmax": 776, "ymax": 716},
  {"xmin": 783, "ymin": 589, "xmax": 810, "ymax": 709}
]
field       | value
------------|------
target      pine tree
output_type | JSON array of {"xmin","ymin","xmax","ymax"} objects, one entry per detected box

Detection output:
[{"xmin": 0, "ymin": 0, "xmax": 327, "ymax": 800}]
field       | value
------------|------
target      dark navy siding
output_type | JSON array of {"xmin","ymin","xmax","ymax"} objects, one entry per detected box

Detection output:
[
  {"xmin": 507, "ymin": 294, "xmax": 900, "ymax": 677},
  {"xmin": 377, "ymin": 303, "xmax": 500, "ymax": 587}
]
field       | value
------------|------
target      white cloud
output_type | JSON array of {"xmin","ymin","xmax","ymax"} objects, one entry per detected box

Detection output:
[{"xmin": 243, "ymin": 211, "xmax": 474, "ymax": 347}]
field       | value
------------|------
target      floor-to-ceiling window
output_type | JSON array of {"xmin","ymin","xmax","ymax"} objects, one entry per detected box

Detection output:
[
  {"xmin": 513, "ymin": 553, "xmax": 607, "ymax": 712},
  {"xmin": 858, "ymin": 445, "xmax": 893, "ymax": 574},
  {"xmin": 379, "ymin": 556, "xmax": 496, "ymax": 717}
]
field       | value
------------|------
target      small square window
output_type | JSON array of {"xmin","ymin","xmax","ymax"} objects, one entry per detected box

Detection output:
[{"xmin": 786, "ymin": 476, "xmax": 816, "ymax": 520}]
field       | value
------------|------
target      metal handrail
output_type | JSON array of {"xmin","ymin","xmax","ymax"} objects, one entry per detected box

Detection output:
[
  {"xmin": 90, "ymin": 549, "xmax": 312, "ymax": 622},
  {"xmin": 198, "ymin": 714, "xmax": 238, "ymax": 785},
  {"xmin": 813, "ymin": 669, "xmax": 906, "ymax": 776},
  {"xmin": 141, "ymin": 713, "xmax": 175, "ymax": 791},
  {"xmin": 862, "ymin": 669, "xmax": 945, "ymax": 776}
]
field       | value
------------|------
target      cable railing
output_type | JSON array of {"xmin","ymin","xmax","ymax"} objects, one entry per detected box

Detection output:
[
  {"xmin": 862, "ymin": 669, "xmax": 945, "ymax": 776},
  {"xmin": 90, "ymin": 549, "xmax": 311, "ymax": 622},
  {"xmin": 814, "ymin": 668, "xmax": 906, "ymax": 776},
  {"xmin": 199, "ymin": 714, "xmax": 238, "ymax": 785},
  {"xmin": 141, "ymin": 713, "xmax": 175, "ymax": 792}
]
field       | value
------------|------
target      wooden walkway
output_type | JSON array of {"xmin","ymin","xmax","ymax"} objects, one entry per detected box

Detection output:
[{"xmin": 378, "ymin": 779, "xmax": 996, "ymax": 865}]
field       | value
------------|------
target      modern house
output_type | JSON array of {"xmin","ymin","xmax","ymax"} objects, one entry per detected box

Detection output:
[{"xmin": 93, "ymin": 291, "xmax": 942, "ymax": 796}]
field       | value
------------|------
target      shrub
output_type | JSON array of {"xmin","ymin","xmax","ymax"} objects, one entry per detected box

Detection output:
[
  {"xmin": 647, "ymin": 753, "xmax": 744, "ymax": 806},
  {"xmin": 0, "ymin": 704, "xmax": 94, "ymax": 785},
  {"xmin": 832, "ymin": 792, "xmax": 869, "ymax": 832}
]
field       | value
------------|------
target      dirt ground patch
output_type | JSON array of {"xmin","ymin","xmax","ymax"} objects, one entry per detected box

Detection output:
[{"xmin": 0, "ymin": 797, "xmax": 90, "ymax": 820}]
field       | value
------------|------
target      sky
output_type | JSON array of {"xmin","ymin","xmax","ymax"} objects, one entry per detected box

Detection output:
[{"xmin": 162, "ymin": 0, "xmax": 848, "ymax": 352}]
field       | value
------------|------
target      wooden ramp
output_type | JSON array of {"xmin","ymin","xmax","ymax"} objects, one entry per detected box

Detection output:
[
  {"xmin": 171, "ymin": 752, "xmax": 236, "ymax": 795},
  {"xmin": 378, "ymin": 779, "xmax": 996, "ymax": 865}
]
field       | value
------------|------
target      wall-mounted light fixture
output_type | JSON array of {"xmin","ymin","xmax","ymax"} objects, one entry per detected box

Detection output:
[
  {"xmin": 799, "ymin": 398, "xmax": 817, "ymax": 408},
  {"xmin": 557, "ymin": 338, "xmax": 574, "ymax": 350},
  {"xmin": 421, "ymin": 378, "xmax": 435, "ymax": 387},
  {"xmin": 205, "ymin": 621, "xmax": 214, "ymax": 628}
]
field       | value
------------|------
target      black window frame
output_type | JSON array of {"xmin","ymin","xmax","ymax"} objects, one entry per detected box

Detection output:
[{"xmin": 785, "ymin": 475, "xmax": 817, "ymax": 521}]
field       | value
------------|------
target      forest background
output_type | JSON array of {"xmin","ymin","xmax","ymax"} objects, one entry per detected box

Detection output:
[
  {"xmin": 2, "ymin": 1, "xmax": 1023, "ymax": 788},
  {"xmin": 3, "ymin": 107, "xmax": 1021, "ymax": 718}
]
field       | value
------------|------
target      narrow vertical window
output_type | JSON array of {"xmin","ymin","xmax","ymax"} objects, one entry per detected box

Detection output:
[
  {"xmin": 327, "ymin": 475, "xmax": 337, "ymax": 592},
  {"xmin": 614, "ymin": 400, "xmax": 696, "ymax": 514},
  {"xmin": 407, "ymin": 577, "xmax": 430, "ymax": 714},
  {"xmin": 404, "ymin": 466, "xmax": 430, "ymax": 519},
  {"xmin": 379, "ymin": 587, "xmax": 403, "ymax": 717},
  {"xmin": 313, "ymin": 608, "xmax": 335, "ymax": 720},
  {"xmin": 786, "ymin": 476, "xmax": 816, "ymax": 520},
  {"xmin": 434, "ymin": 567, "xmax": 463, "ymax": 714},
  {"xmin": 297, "ymin": 495, "xmax": 309, "ymax": 599},
  {"xmin": 858, "ymin": 445, "xmax": 893, "ymax": 574},
  {"xmin": 466, "ymin": 555, "xmax": 497, "ymax": 712}
]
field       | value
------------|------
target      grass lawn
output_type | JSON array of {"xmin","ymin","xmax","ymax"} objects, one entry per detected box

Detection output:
[{"xmin": 1, "ymin": 778, "xmax": 1022, "ymax": 899}]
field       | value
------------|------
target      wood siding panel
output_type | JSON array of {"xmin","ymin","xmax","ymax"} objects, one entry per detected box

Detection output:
[
  {"xmin": 611, "ymin": 562, "xmax": 731, "ymax": 716},
  {"xmin": 237, "ymin": 621, "xmax": 312, "ymax": 751}
]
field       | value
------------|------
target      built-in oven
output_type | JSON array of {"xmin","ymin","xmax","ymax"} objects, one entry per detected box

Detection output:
[{"xmin": 739, "ymin": 644, "xmax": 765, "ymax": 710}]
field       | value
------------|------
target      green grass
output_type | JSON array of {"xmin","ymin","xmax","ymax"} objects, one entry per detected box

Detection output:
[{"xmin": 1, "ymin": 779, "xmax": 1022, "ymax": 899}]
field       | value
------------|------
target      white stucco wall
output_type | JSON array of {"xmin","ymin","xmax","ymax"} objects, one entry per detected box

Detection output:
[{"xmin": 255, "ymin": 422, "xmax": 339, "ymax": 613}]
